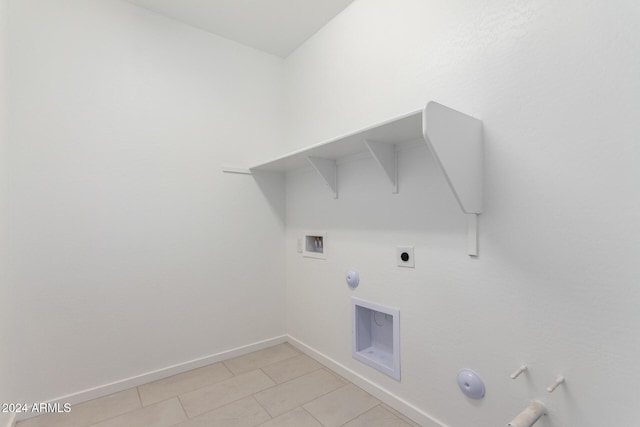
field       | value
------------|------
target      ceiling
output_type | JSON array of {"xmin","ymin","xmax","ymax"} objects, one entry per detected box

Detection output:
[{"xmin": 125, "ymin": 0, "xmax": 356, "ymax": 58}]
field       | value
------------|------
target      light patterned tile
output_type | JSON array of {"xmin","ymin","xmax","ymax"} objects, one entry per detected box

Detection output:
[
  {"xmin": 302, "ymin": 383, "xmax": 379, "ymax": 427},
  {"xmin": 16, "ymin": 388, "xmax": 141, "ymax": 427},
  {"xmin": 179, "ymin": 370, "xmax": 275, "ymax": 418},
  {"xmin": 261, "ymin": 354, "xmax": 322, "ymax": 384},
  {"xmin": 138, "ymin": 363, "xmax": 233, "ymax": 406},
  {"xmin": 342, "ymin": 405, "xmax": 414, "ymax": 427},
  {"xmin": 257, "ymin": 407, "xmax": 322, "ymax": 427},
  {"xmin": 253, "ymin": 369, "xmax": 346, "ymax": 417},
  {"xmin": 89, "ymin": 397, "xmax": 185, "ymax": 427},
  {"xmin": 172, "ymin": 396, "xmax": 270, "ymax": 427},
  {"xmin": 16, "ymin": 345, "xmax": 422, "ymax": 427},
  {"xmin": 223, "ymin": 344, "xmax": 300, "ymax": 375}
]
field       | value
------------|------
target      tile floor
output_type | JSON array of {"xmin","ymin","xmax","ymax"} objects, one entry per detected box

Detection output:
[{"xmin": 16, "ymin": 343, "xmax": 420, "ymax": 427}]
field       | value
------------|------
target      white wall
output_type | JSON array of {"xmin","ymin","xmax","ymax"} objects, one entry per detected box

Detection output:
[
  {"xmin": 0, "ymin": 0, "xmax": 12, "ymax": 425},
  {"xmin": 284, "ymin": 0, "xmax": 640, "ymax": 426},
  {"xmin": 4, "ymin": 0, "xmax": 285, "ymax": 408},
  {"xmin": 4, "ymin": 1, "xmax": 640, "ymax": 426}
]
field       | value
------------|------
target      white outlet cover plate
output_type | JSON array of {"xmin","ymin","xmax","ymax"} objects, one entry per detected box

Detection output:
[{"xmin": 396, "ymin": 246, "xmax": 414, "ymax": 268}]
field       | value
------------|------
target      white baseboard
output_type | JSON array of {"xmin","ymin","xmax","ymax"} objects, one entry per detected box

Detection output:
[
  {"xmin": 16, "ymin": 335, "xmax": 287, "ymax": 421},
  {"xmin": 286, "ymin": 335, "xmax": 447, "ymax": 427}
]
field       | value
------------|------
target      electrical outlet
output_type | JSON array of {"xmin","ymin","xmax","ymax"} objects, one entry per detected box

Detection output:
[{"xmin": 397, "ymin": 246, "xmax": 414, "ymax": 268}]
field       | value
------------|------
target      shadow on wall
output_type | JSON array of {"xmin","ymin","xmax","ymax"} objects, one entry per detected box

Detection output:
[
  {"xmin": 252, "ymin": 170, "xmax": 286, "ymax": 226},
  {"xmin": 281, "ymin": 144, "xmax": 468, "ymax": 235}
]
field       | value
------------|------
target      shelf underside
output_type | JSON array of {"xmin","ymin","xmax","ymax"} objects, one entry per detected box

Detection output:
[{"xmin": 250, "ymin": 111, "xmax": 422, "ymax": 172}]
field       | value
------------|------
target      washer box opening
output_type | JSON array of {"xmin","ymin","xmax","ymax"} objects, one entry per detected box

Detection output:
[{"xmin": 351, "ymin": 297, "xmax": 400, "ymax": 380}]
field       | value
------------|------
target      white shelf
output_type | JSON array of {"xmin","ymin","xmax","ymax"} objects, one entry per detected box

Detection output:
[
  {"xmin": 246, "ymin": 101, "xmax": 483, "ymax": 255},
  {"xmin": 250, "ymin": 110, "xmax": 423, "ymax": 173}
]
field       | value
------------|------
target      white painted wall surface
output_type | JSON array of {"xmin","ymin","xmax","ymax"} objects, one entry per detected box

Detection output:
[
  {"xmin": 284, "ymin": 0, "xmax": 640, "ymax": 426},
  {"xmin": 0, "ymin": 0, "xmax": 13, "ymax": 425},
  {"xmin": 4, "ymin": 0, "xmax": 285, "ymax": 408}
]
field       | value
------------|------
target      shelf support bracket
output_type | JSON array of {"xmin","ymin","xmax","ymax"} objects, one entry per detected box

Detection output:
[
  {"xmin": 364, "ymin": 140, "xmax": 398, "ymax": 194},
  {"xmin": 307, "ymin": 156, "xmax": 338, "ymax": 199},
  {"xmin": 423, "ymin": 101, "xmax": 483, "ymax": 257},
  {"xmin": 467, "ymin": 214, "xmax": 478, "ymax": 257},
  {"xmin": 221, "ymin": 166, "xmax": 252, "ymax": 175},
  {"xmin": 423, "ymin": 101, "xmax": 483, "ymax": 214}
]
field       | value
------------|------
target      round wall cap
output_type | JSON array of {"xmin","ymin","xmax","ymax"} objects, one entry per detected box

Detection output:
[
  {"xmin": 345, "ymin": 269, "xmax": 359, "ymax": 288},
  {"xmin": 457, "ymin": 369, "xmax": 485, "ymax": 399}
]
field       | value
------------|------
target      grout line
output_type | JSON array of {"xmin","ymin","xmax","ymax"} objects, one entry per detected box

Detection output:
[
  {"xmin": 132, "ymin": 363, "xmax": 240, "ymax": 410},
  {"xmin": 260, "ymin": 366, "xmax": 334, "ymax": 390},
  {"xmin": 257, "ymin": 368, "xmax": 279, "ymax": 392},
  {"xmin": 286, "ymin": 337, "xmax": 434, "ymax": 426},
  {"xmin": 176, "ymin": 395, "xmax": 190, "ymax": 419},
  {"xmin": 260, "ymin": 366, "xmax": 278, "ymax": 384},
  {"xmin": 236, "ymin": 362, "xmax": 351, "ymax": 424},
  {"xmin": 250, "ymin": 395, "xmax": 274, "ymax": 424},
  {"xmin": 323, "ymin": 367, "xmax": 350, "ymax": 385},
  {"xmin": 222, "ymin": 342, "xmax": 301, "ymax": 377},
  {"xmin": 70, "ymin": 389, "xmax": 148, "ymax": 427},
  {"xmin": 176, "ymin": 393, "xmax": 254, "ymax": 421},
  {"xmin": 299, "ymin": 379, "xmax": 351, "ymax": 410},
  {"xmin": 337, "ymin": 404, "xmax": 379, "ymax": 427},
  {"xmin": 252, "ymin": 370, "xmax": 348, "ymax": 420},
  {"xmin": 84, "ymin": 397, "xmax": 177, "ymax": 427},
  {"xmin": 379, "ymin": 402, "xmax": 421, "ymax": 426},
  {"xmin": 135, "ymin": 387, "xmax": 143, "ymax": 408},
  {"xmin": 175, "ymin": 396, "xmax": 188, "ymax": 424},
  {"xmin": 301, "ymin": 407, "xmax": 325, "ymax": 426},
  {"xmin": 257, "ymin": 357, "xmax": 322, "ymax": 385},
  {"xmin": 175, "ymin": 370, "xmax": 278, "ymax": 421}
]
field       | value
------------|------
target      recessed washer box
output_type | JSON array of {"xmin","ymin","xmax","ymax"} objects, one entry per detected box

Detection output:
[
  {"xmin": 351, "ymin": 297, "xmax": 400, "ymax": 380},
  {"xmin": 303, "ymin": 231, "xmax": 326, "ymax": 259}
]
